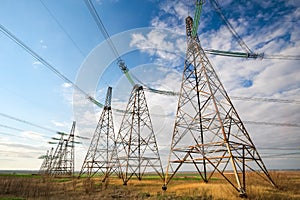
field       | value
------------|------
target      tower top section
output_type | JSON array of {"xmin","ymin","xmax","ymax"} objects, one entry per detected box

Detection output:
[
  {"xmin": 105, "ymin": 87, "xmax": 112, "ymax": 108},
  {"xmin": 133, "ymin": 84, "xmax": 143, "ymax": 91},
  {"xmin": 185, "ymin": 16, "xmax": 193, "ymax": 38}
]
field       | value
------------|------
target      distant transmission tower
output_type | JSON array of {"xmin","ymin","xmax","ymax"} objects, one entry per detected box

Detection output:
[
  {"xmin": 78, "ymin": 87, "xmax": 117, "ymax": 180},
  {"xmin": 163, "ymin": 16, "xmax": 276, "ymax": 196},
  {"xmin": 38, "ymin": 147, "xmax": 54, "ymax": 175},
  {"xmin": 38, "ymin": 149, "xmax": 49, "ymax": 174},
  {"xmin": 49, "ymin": 121, "xmax": 76, "ymax": 176},
  {"xmin": 113, "ymin": 84, "xmax": 164, "ymax": 185}
]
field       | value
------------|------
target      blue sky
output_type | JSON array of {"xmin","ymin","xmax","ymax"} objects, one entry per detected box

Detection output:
[{"xmin": 0, "ymin": 0, "xmax": 299, "ymax": 170}]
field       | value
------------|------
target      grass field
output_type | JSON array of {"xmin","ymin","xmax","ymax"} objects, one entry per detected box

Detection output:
[{"xmin": 0, "ymin": 171, "xmax": 299, "ymax": 199}]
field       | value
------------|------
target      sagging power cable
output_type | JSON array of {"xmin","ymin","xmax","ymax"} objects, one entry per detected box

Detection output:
[
  {"xmin": 39, "ymin": 0, "xmax": 86, "ymax": 57},
  {"xmin": 84, "ymin": 0, "xmax": 180, "ymax": 95},
  {"xmin": 0, "ymin": 112, "xmax": 57, "ymax": 133},
  {"xmin": 209, "ymin": 0, "xmax": 300, "ymax": 60},
  {"xmin": 0, "ymin": 24, "xmax": 104, "ymax": 110}
]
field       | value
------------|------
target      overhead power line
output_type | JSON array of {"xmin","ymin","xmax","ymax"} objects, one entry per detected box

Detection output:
[
  {"xmin": 1, "ymin": 23, "xmax": 299, "ymax": 127},
  {"xmin": 85, "ymin": 0, "xmax": 300, "ymax": 102},
  {"xmin": 84, "ymin": 0, "xmax": 135, "ymax": 86},
  {"xmin": 84, "ymin": 0, "xmax": 180, "ymax": 94},
  {"xmin": 1, "ymin": 11, "xmax": 298, "ymax": 127},
  {"xmin": 0, "ymin": 123, "xmax": 51, "ymax": 139},
  {"xmin": 204, "ymin": 49, "xmax": 300, "ymax": 60},
  {"xmin": 0, "ymin": 24, "xmax": 105, "ymax": 110},
  {"xmin": 261, "ymin": 152, "xmax": 300, "ymax": 158},
  {"xmin": 0, "ymin": 112, "xmax": 89, "ymax": 141},
  {"xmin": 0, "ymin": 24, "xmax": 84, "ymax": 95},
  {"xmin": 0, "ymin": 112, "xmax": 56, "ymax": 133},
  {"xmin": 0, "ymin": 130, "xmax": 50, "ymax": 141},
  {"xmin": 209, "ymin": 0, "xmax": 300, "ymax": 61},
  {"xmin": 0, "ymin": 131, "xmax": 41, "ymax": 140},
  {"xmin": 263, "ymin": 54, "xmax": 300, "ymax": 60},
  {"xmin": 0, "ymin": 23, "xmax": 131, "ymax": 116},
  {"xmin": 209, "ymin": 0, "xmax": 253, "ymax": 54},
  {"xmin": 259, "ymin": 147, "xmax": 300, "ymax": 151},
  {"xmin": 230, "ymin": 96, "xmax": 300, "ymax": 104},
  {"xmin": 244, "ymin": 121, "xmax": 300, "ymax": 128},
  {"xmin": 0, "ymin": 123, "xmax": 24, "ymax": 132},
  {"xmin": 39, "ymin": 0, "xmax": 85, "ymax": 57},
  {"xmin": 84, "ymin": 0, "xmax": 120, "ymax": 61}
]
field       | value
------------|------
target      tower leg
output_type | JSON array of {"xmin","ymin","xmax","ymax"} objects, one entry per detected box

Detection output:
[{"xmin": 239, "ymin": 188, "xmax": 247, "ymax": 198}]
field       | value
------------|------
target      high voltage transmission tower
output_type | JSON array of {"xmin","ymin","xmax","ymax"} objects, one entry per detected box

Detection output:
[
  {"xmin": 38, "ymin": 147, "xmax": 53, "ymax": 175},
  {"xmin": 48, "ymin": 121, "xmax": 76, "ymax": 176},
  {"xmin": 112, "ymin": 84, "xmax": 164, "ymax": 185},
  {"xmin": 162, "ymin": 6, "xmax": 276, "ymax": 197},
  {"xmin": 38, "ymin": 149, "xmax": 49, "ymax": 174},
  {"xmin": 78, "ymin": 87, "xmax": 118, "ymax": 180}
]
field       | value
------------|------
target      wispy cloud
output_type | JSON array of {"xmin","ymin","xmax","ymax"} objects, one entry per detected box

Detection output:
[
  {"xmin": 0, "ymin": 142, "xmax": 45, "ymax": 160},
  {"xmin": 62, "ymin": 82, "xmax": 72, "ymax": 88},
  {"xmin": 95, "ymin": 0, "xmax": 119, "ymax": 5},
  {"xmin": 32, "ymin": 60, "xmax": 42, "ymax": 69},
  {"xmin": 50, "ymin": 120, "xmax": 70, "ymax": 128},
  {"xmin": 130, "ymin": 29, "xmax": 185, "ymax": 68},
  {"xmin": 32, "ymin": 61, "xmax": 42, "ymax": 65},
  {"xmin": 39, "ymin": 39, "xmax": 47, "ymax": 49},
  {"xmin": 22, "ymin": 131, "xmax": 45, "ymax": 141}
]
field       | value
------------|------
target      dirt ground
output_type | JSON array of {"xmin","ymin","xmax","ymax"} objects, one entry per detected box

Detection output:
[{"xmin": 0, "ymin": 171, "xmax": 299, "ymax": 200}]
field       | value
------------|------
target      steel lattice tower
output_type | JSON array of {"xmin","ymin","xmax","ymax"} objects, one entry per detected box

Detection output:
[
  {"xmin": 163, "ymin": 16, "xmax": 276, "ymax": 196},
  {"xmin": 38, "ymin": 147, "xmax": 54, "ymax": 175},
  {"xmin": 49, "ymin": 121, "xmax": 76, "ymax": 176},
  {"xmin": 48, "ymin": 134, "xmax": 65, "ymax": 175},
  {"xmin": 113, "ymin": 84, "xmax": 164, "ymax": 185},
  {"xmin": 38, "ymin": 149, "xmax": 49, "ymax": 175},
  {"xmin": 78, "ymin": 87, "xmax": 117, "ymax": 180}
]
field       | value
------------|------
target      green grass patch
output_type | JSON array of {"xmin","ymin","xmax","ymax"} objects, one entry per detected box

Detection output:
[
  {"xmin": 51, "ymin": 178, "xmax": 71, "ymax": 182},
  {"xmin": 0, "ymin": 173, "xmax": 40, "ymax": 178},
  {"xmin": 77, "ymin": 173, "xmax": 106, "ymax": 178}
]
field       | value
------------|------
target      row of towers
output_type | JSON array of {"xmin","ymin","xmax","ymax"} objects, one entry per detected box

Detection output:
[
  {"xmin": 40, "ymin": 14, "xmax": 276, "ymax": 196},
  {"xmin": 77, "ymin": 15, "xmax": 276, "ymax": 196},
  {"xmin": 39, "ymin": 121, "xmax": 76, "ymax": 176},
  {"xmin": 78, "ymin": 85, "xmax": 164, "ymax": 185}
]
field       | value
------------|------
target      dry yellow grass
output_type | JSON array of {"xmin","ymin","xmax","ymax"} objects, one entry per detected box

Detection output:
[{"xmin": 0, "ymin": 171, "xmax": 299, "ymax": 199}]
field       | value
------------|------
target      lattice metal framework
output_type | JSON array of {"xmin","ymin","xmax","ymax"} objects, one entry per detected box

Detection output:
[
  {"xmin": 38, "ymin": 149, "xmax": 49, "ymax": 175},
  {"xmin": 49, "ymin": 121, "xmax": 75, "ymax": 176},
  {"xmin": 163, "ymin": 16, "xmax": 276, "ymax": 196},
  {"xmin": 78, "ymin": 87, "xmax": 117, "ymax": 180},
  {"xmin": 38, "ymin": 147, "xmax": 54, "ymax": 175},
  {"xmin": 113, "ymin": 84, "xmax": 164, "ymax": 185}
]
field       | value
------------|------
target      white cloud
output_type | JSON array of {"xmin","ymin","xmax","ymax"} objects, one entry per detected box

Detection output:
[
  {"xmin": 32, "ymin": 61, "xmax": 42, "ymax": 65},
  {"xmin": 130, "ymin": 29, "xmax": 186, "ymax": 68},
  {"xmin": 127, "ymin": 0, "xmax": 300, "ymax": 170},
  {"xmin": 62, "ymin": 82, "xmax": 72, "ymax": 88},
  {"xmin": 95, "ymin": 0, "xmax": 119, "ymax": 5},
  {"xmin": 0, "ymin": 141, "xmax": 46, "ymax": 162},
  {"xmin": 50, "ymin": 120, "xmax": 69, "ymax": 128},
  {"xmin": 32, "ymin": 60, "xmax": 42, "ymax": 69},
  {"xmin": 39, "ymin": 39, "xmax": 47, "ymax": 49},
  {"xmin": 22, "ymin": 131, "xmax": 45, "ymax": 141}
]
